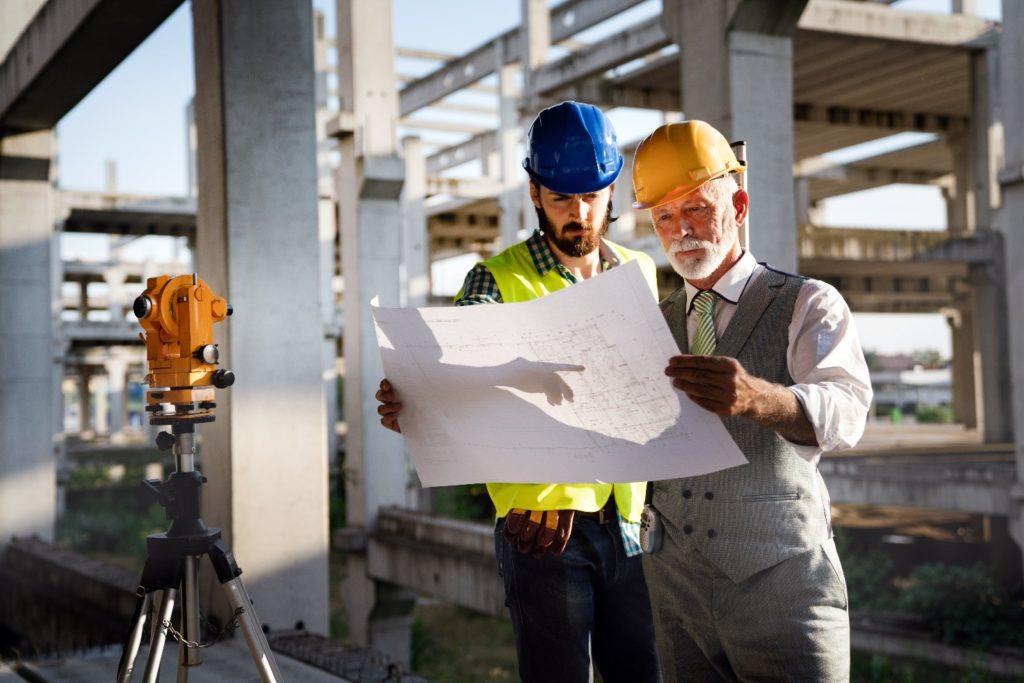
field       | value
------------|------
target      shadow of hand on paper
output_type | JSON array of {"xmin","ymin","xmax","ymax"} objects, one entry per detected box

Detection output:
[{"xmin": 479, "ymin": 357, "xmax": 585, "ymax": 406}]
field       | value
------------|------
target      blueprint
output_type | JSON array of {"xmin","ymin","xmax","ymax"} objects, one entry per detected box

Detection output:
[{"xmin": 372, "ymin": 260, "xmax": 747, "ymax": 487}]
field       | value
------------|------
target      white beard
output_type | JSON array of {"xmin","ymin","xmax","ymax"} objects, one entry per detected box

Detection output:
[{"xmin": 666, "ymin": 220, "xmax": 738, "ymax": 280}]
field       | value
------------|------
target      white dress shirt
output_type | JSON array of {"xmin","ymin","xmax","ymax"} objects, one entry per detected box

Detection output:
[{"xmin": 682, "ymin": 251, "xmax": 873, "ymax": 464}]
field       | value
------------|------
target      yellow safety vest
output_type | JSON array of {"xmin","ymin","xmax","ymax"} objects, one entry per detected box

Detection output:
[{"xmin": 464, "ymin": 237, "xmax": 659, "ymax": 522}]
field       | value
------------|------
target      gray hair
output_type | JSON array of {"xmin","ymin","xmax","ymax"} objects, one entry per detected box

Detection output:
[{"xmin": 704, "ymin": 174, "xmax": 740, "ymax": 206}]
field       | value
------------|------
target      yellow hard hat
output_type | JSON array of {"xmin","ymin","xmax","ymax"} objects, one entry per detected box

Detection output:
[{"xmin": 632, "ymin": 120, "xmax": 745, "ymax": 210}]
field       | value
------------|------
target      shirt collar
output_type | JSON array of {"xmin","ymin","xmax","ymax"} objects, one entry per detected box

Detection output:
[
  {"xmin": 526, "ymin": 229, "xmax": 619, "ymax": 276},
  {"xmin": 683, "ymin": 251, "xmax": 758, "ymax": 311}
]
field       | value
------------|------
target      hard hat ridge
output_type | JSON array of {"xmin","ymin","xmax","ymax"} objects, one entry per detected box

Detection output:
[{"xmin": 523, "ymin": 101, "xmax": 624, "ymax": 195}]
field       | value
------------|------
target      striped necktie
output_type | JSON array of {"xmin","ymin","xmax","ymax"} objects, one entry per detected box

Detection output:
[{"xmin": 690, "ymin": 290, "xmax": 719, "ymax": 356}]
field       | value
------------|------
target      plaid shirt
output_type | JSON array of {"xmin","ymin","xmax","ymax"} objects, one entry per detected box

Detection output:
[{"xmin": 455, "ymin": 230, "xmax": 644, "ymax": 557}]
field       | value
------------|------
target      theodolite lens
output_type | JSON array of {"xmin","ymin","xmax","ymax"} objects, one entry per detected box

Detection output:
[{"xmin": 133, "ymin": 295, "xmax": 152, "ymax": 320}]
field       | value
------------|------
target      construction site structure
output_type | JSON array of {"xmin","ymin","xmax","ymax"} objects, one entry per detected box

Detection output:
[{"xmin": 2, "ymin": 0, "xmax": 1024, "ymax": 673}]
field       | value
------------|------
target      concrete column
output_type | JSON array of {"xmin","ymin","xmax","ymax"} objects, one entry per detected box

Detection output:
[
  {"xmin": 103, "ymin": 266, "xmax": 127, "ymax": 322},
  {"xmin": 666, "ymin": 0, "xmax": 805, "ymax": 272},
  {"xmin": 403, "ymin": 137, "xmax": 429, "ymax": 309},
  {"xmin": 78, "ymin": 281, "xmax": 89, "ymax": 319},
  {"xmin": 336, "ymin": 0, "xmax": 414, "ymax": 664},
  {"xmin": 104, "ymin": 355, "xmax": 128, "ymax": 441},
  {"xmin": 520, "ymin": 0, "xmax": 550, "ymax": 101},
  {"xmin": 92, "ymin": 374, "xmax": 109, "ymax": 435},
  {"xmin": 77, "ymin": 366, "xmax": 93, "ymax": 435},
  {"xmin": 191, "ymin": 0, "xmax": 329, "ymax": 634},
  {"xmin": 945, "ymin": 304, "xmax": 978, "ymax": 430},
  {"xmin": 498, "ymin": 60, "xmax": 522, "ymax": 248},
  {"xmin": 610, "ymin": 148, "xmax": 637, "ymax": 241},
  {"xmin": 0, "ymin": 123, "xmax": 57, "ymax": 545},
  {"xmin": 998, "ymin": 0, "xmax": 1024, "ymax": 553},
  {"xmin": 319, "ymin": 196, "xmax": 340, "ymax": 470}
]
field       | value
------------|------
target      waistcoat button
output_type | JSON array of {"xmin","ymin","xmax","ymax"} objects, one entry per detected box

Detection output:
[
  {"xmin": 683, "ymin": 524, "xmax": 693, "ymax": 535},
  {"xmin": 707, "ymin": 529, "xmax": 716, "ymax": 539},
  {"xmin": 682, "ymin": 489, "xmax": 692, "ymax": 499},
  {"xmin": 704, "ymin": 491, "xmax": 714, "ymax": 500}
]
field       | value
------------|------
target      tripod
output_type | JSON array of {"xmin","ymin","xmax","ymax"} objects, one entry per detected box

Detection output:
[{"xmin": 116, "ymin": 418, "xmax": 282, "ymax": 683}]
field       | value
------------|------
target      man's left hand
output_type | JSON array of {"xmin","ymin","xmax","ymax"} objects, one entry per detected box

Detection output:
[{"xmin": 665, "ymin": 354, "xmax": 763, "ymax": 418}]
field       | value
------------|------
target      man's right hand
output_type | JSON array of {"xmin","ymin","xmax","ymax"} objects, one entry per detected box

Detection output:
[{"xmin": 376, "ymin": 378, "xmax": 402, "ymax": 433}]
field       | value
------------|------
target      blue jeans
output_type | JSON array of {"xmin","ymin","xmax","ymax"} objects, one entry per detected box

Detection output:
[{"xmin": 495, "ymin": 515, "xmax": 660, "ymax": 683}]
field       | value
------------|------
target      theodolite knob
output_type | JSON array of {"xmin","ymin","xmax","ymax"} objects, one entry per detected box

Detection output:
[
  {"xmin": 212, "ymin": 369, "xmax": 235, "ymax": 388},
  {"xmin": 155, "ymin": 430, "xmax": 176, "ymax": 451},
  {"xmin": 195, "ymin": 344, "xmax": 219, "ymax": 364}
]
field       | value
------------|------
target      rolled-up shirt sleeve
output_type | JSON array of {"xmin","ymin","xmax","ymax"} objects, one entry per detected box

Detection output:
[{"xmin": 784, "ymin": 279, "xmax": 873, "ymax": 462}]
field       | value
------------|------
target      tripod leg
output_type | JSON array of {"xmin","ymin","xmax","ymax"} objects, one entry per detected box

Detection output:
[
  {"xmin": 142, "ymin": 588, "xmax": 177, "ymax": 683},
  {"xmin": 117, "ymin": 591, "xmax": 152, "ymax": 683},
  {"xmin": 179, "ymin": 555, "xmax": 202, "ymax": 669},
  {"xmin": 222, "ymin": 578, "xmax": 283, "ymax": 683}
]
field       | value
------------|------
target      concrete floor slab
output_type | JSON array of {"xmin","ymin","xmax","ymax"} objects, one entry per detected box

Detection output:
[{"xmin": 19, "ymin": 638, "xmax": 351, "ymax": 682}]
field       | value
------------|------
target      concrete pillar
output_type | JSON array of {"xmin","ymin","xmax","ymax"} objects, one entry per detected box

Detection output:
[
  {"xmin": 77, "ymin": 366, "xmax": 93, "ymax": 435},
  {"xmin": 92, "ymin": 374, "xmax": 109, "ymax": 435},
  {"xmin": 336, "ymin": 0, "xmax": 414, "ymax": 664},
  {"xmin": 520, "ymin": 0, "xmax": 550, "ymax": 101},
  {"xmin": 104, "ymin": 355, "xmax": 128, "ymax": 441},
  {"xmin": 191, "ymin": 0, "xmax": 329, "ymax": 634},
  {"xmin": 498, "ymin": 60, "xmax": 522, "ymax": 248},
  {"xmin": 78, "ymin": 281, "xmax": 89, "ymax": 319},
  {"xmin": 0, "ymin": 121, "xmax": 57, "ymax": 545},
  {"xmin": 944, "ymin": 303, "xmax": 979, "ymax": 430},
  {"xmin": 665, "ymin": 0, "xmax": 805, "ymax": 272},
  {"xmin": 319, "ymin": 195, "xmax": 340, "ymax": 470},
  {"xmin": 103, "ymin": 266, "xmax": 127, "ymax": 322},
  {"xmin": 610, "ymin": 148, "xmax": 637, "ymax": 241},
  {"xmin": 998, "ymin": 0, "xmax": 1024, "ymax": 555},
  {"xmin": 965, "ymin": 38, "xmax": 1012, "ymax": 443},
  {"xmin": 403, "ymin": 137, "xmax": 429, "ymax": 309}
]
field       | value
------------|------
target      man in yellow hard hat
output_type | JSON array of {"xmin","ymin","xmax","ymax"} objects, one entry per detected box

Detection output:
[{"xmin": 633, "ymin": 120, "xmax": 873, "ymax": 681}]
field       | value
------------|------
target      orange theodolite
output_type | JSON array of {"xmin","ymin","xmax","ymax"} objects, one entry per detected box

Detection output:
[
  {"xmin": 133, "ymin": 273, "xmax": 234, "ymax": 423},
  {"xmin": 118, "ymin": 275, "xmax": 283, "ymax": 683}
]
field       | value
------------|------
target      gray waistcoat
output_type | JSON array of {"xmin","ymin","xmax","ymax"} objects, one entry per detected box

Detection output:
[{"xmin": 652, "ymin": 265, "xmax": 832, "ymax": 583}]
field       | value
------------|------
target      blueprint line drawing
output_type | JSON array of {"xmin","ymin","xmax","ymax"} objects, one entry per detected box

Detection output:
[{"xmin": 372, "ymin": 260, "xmax": 747, "ymax": 487}]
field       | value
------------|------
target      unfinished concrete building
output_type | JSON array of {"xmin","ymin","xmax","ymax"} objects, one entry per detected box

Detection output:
[{"xmin": 2, "ymin": 0, "xmax": 1024, "ymax": 677}]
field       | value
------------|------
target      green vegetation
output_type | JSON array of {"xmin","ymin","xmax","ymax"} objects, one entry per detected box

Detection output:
[
  {"xmin": 836, "ymin": 532, "xmax": 1024, "ymax": 652},
  {"xmin": 896, "ymin": 564, "xmax": 1024, "ymax": 649},
  {"xmin": 915, "ymin": 404, "xmax": 954, "ymax": 424},
  {"xmin": 852, "ymin": 651, "xmax": 1016, "ymax": 683}
]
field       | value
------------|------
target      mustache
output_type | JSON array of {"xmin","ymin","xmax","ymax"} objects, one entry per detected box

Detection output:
[
  {"xmin": 668, "ymin": 237, "xmax": 715, "ymax": 254},
  {"xmin": 562, "ymin": 221, "xmax": 590, "ymax": 233}
]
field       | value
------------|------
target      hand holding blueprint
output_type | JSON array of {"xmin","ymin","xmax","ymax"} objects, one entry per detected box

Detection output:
[{"xmin": 371, "ymin": 260, "xmax": 747, "ymax": 487}]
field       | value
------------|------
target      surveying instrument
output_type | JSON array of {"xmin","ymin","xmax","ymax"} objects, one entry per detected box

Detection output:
[{"xmin": 116, "ymin": 274, "xmax": 282, "ymax": 683}]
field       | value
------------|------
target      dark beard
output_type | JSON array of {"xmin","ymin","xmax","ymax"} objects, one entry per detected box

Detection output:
[{"xmin": 536, "ymin": 206, "xmax": 610, "ymax": 258}]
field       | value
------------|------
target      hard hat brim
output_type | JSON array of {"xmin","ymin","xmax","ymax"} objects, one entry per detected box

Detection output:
[
  {"xmin": 632, "ymin": 167, "xmax": 744, "ymax": 210},
  {"xmin": 524, "ymin": 155, "xmax": 624, "ymax": 195}
]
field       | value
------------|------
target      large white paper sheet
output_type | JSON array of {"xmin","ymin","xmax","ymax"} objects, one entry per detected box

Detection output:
[{"xmin": 372, "ymin": 260, "xmax": 747, "ymax": 487}]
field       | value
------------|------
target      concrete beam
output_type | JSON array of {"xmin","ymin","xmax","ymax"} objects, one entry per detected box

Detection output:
[
  {"xmin": 62, "ymin": 208, "xmax": 196, "ymax": 238},
  {"xmin": 797, "ymin": 0, "xmax": 997, "ymax": 46},
  {"xmin": 529, "ymin": 15, "xmax": 671, "ymax": 96},
  {"xmin": 398, "ymin": 0, "xmax": 644, "ymax": 115},
  {"xmin": 427, "ymin": 132, "xmax": 499, "ymax": 174},
  {"xmin": 820, "ymin": 452, "xmax": 1016, "ymax": 517},
  {"xmin": 0, "ymin": 0, "xmax": 184, "ymax": 133},
  {"xmin": 793, "ymin": 103, "xmax": 969, "ymax": 134}
]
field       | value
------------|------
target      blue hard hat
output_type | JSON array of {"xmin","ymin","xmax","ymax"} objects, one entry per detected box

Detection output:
[{"xmin": 522, "ymin": 101, "xmax": 623, "ymax": 194}]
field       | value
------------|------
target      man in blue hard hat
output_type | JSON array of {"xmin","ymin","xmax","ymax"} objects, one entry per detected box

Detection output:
[{"xmin": 376, "ymin": 101, "xmax": 660, "ymax": 682}]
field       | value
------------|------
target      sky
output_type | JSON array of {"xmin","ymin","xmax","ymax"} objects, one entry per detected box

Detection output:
[{"xmin": 52, "ymin": 0, "xmax": 1004, "ymax": 357}]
